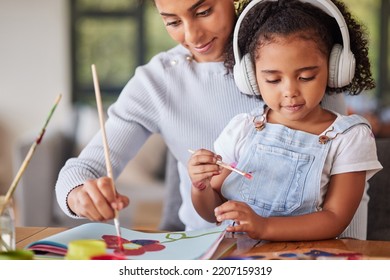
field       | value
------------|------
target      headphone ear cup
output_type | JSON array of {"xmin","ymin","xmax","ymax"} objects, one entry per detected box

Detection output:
[
  {"xmin": 233, "ymin": 53, "xmax": 260, "ymax": 95},
  {"xmin": 328, "ymin": 44, "xmax": 342, "ymax": 88},
  {"xmin": 328, "ymin": 43, "xmax": 356, "ymax": 88}
]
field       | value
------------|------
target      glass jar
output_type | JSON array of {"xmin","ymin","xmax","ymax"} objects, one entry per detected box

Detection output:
[{"xmin": 0, "ymin": 195, "xmax": 15, "ymax": 252}]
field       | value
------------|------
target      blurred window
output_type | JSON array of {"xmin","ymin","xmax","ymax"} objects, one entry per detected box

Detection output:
[{"xmin": 70, "ymin": 0, "xmax": 175, "ymax": 105}]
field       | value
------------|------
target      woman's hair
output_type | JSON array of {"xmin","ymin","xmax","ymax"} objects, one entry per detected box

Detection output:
[{"xmin": 224, "ymin": 0, "xmax": 375, "ymax": 95}]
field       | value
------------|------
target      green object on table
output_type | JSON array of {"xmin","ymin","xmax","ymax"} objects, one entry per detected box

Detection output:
[{"xmin": 0, "ymin": 249, "xmax": 34, "ymax": 260}]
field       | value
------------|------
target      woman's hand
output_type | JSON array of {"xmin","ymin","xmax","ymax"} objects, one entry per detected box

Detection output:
[{"xmin": 67, "ymin": 176, "xmax": 129, "ymax": 221}]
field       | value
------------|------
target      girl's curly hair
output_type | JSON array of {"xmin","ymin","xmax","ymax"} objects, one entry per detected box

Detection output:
[{"xmin": 224, "ymin": 0, "xmax": 375, "ymax": 95}]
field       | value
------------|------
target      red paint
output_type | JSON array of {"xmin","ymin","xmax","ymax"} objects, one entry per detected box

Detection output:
[
  {"xmin": 101, "ymin": 235, "xmax": 166, "ymax": 257},
  {"xmin": 91, "ymin": 253, "xmax": 127, "ymax": 260},
  {"xmin": 117, "ymin": 235, "xmax": 124, "ymax": 252},
  {"xmin": 102, "ymin": 235, "xmax": 128, "ymax": 249}
]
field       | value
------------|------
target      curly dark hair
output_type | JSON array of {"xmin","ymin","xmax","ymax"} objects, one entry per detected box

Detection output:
[{"xmin": 224, "ymin": 0, "xmax": 375, "ymax": 95}]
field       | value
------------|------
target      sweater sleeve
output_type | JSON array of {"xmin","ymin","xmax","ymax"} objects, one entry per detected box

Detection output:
[{"xmin": 55, "ymin": 51, "xmax": 170, "ymax": 218}]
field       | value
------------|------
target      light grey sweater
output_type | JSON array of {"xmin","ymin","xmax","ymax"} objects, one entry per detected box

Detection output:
[{"xmin": 56, "ymin": 45, "xmax": 366, "ymax": 238}]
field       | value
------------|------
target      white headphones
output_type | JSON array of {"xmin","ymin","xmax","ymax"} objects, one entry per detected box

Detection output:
[{"xmin": 233, "ymin": 0, "xmax": 356, "ymax": 95}]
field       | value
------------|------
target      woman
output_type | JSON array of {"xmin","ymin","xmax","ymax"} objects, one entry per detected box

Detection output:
[{"xmin": 56, "ymin": 0, "xmax": 362, "ymax": 237}]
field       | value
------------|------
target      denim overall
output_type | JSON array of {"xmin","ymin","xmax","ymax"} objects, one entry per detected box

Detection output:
[{"xmin": 221, "ymin": 106, "xmax": 370, "ymax": 217}]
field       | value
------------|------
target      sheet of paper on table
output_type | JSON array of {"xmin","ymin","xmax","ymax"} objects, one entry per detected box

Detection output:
[{"xmin": 26, "ymin": 222, "xmax": 227, "ymax": 260}]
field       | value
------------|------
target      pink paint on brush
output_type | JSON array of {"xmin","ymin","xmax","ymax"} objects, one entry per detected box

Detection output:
[{"xmin": 230, "ymin": 162, "xmax": 253, "ymax": 180}]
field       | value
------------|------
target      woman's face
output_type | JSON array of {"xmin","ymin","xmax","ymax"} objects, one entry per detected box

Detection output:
[{"xmin": 154, "ymin": 0, "xmax": 236, "ymax": 62}]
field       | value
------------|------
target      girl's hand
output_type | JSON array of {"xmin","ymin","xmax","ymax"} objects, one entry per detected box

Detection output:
[
  {"xmin": 67, "ymin": 176, "xmax": 130, "ymax": 221},
  {"xmin": 187, "ymin": 149, "xmax": 222, "ymax": 190},
  {"xmin": 214, "ymin": 200, "xmax": 265, "ymax": 240}
]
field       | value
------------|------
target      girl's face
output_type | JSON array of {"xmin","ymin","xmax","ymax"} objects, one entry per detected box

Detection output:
[
  {"xmin": 255, "ymin": 35, "xmax": 329, "ymax": 128},
  {"xmin": 154, "ymin": 0, "xmax": 236, "ymax": 62}
]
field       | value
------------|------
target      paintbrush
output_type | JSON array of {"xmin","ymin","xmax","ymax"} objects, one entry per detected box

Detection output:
[
  {"xmin": 188, "ymin": 149, "xmax": 253, "ymax": 179},
  {"xmin": 91, "ymin": 64, "xmax": 124, "ymax": 252},
  {"xmin": 0, "ymin": 94, "xmax": 62, "ymax": 215}
]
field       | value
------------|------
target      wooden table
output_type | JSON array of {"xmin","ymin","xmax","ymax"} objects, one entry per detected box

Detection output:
[
  {"xmin": 16, "ymin": 227, "xmax": 67, "ymax": 250},
  {"xmin": 16, "ymin": 227, "xmax": 390, "ymax": 259},
  {"xmin": 215, "ymin": 233, "xmax": 390, "ymax": 259}
]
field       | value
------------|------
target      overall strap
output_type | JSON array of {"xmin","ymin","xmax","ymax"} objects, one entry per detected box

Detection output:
[
  {"xmin": 332, "ymin": 114, "xmax": 370, "ymax": 134},
  {"xmin": 319, "ymin": 114, "xmax": 371, "ymax": 144}
]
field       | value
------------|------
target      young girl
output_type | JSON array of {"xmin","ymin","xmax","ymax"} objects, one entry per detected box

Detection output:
[{"xmin": 188, "ymin": 0, "xmax": 382, "ymax": 241}]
